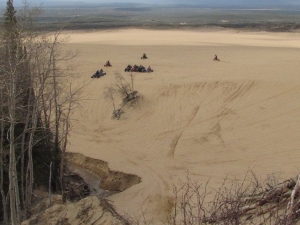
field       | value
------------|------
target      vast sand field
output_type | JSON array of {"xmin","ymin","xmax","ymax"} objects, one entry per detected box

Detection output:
[{"xmin": 64, "ymin": 29, "xmax": 300, "ymax": 223}]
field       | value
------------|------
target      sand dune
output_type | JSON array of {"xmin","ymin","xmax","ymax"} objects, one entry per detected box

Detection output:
[{"xmin": 64, "ymin": 29, "xmax": 300, "ymax": 223}]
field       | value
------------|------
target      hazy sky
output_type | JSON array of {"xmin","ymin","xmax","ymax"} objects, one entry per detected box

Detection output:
[{"xmin": 0, "ymin": 0, "xmax": 299, "ymax": 7}]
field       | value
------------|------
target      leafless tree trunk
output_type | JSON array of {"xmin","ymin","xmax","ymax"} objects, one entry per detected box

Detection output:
[
  {"xmin": 20, "ymin": 85, "xmax": 34, "ymax": 217},
  {"xmin": 20, "ymin": 113, "xmax": 29, "ymax": 211},
  {"xmin": 8, "ymin": 63, "xmax": 21, "ymax": 225},
  {"xmin": 49, "ymin": 162, "xmax": 52, "ymax": 206},
  {"xmin": 0, "ymin": 89, "xmax": 8, "ymax": 225},
  {"xmin": 25, "ymin": 101, "xmax": 37, "ymax": 215}
]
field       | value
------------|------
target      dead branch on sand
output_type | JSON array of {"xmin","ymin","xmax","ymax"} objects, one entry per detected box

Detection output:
[{"xmin": 165, "ymin": 173, "xmax": 300, "ymax": 225}]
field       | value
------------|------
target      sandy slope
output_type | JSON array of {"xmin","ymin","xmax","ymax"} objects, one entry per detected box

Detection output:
[{"xmin": 64, "ymin": 29, "xmax": 300, "ymax": 223}]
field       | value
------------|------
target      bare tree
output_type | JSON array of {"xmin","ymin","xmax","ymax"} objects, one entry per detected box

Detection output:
[
  {"xmin": 0, "ymin": 1, "xmax": 84, "ymax": 223},
  {"xmin": 105, "ymin": 72, "xmax": 141, "ymax": 120},
  {"xmin": 25, "ymin": 30, "xmax": 81, "ymax": 206},
  {"xmin": 1, "ymin": 1, "xmax": 24, "ymax": 223}
]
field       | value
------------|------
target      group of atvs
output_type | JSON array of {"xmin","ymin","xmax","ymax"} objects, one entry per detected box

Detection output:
[
  {"xmin": 91, "ymin": 53, "xmax": 220, "ymax": 78},
  {"xmin": 91, "ymin": 54, "xmax": 154, "ymax": 78},
  {"xmin": 124, "ymin": 64, "xmax": 153, "ymax": 73}
]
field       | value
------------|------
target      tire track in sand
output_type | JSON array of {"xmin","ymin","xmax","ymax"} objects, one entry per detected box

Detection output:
[
  {"xmin": 167, "ymin": 106, "xmax": 200, "ymax": 158},
  {"xmin": 167, "ymin": 80, "xmax": 258, "ymax": 159}
]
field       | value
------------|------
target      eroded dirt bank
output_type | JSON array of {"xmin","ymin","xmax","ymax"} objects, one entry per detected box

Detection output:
[
  {"xmin": 21, "ymin": 153, "xmax": 141, "ymax": 224},
  {"xmin": 65, "ymin": 152, "xmax": 141, "ymax": 192}
]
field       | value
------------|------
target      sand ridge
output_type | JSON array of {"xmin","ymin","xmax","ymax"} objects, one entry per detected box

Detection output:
[
  {"xmin": 64, "ymin": 29, "xmax": 300, "ymax": 223},
  {"xmin": 67, "ymin": 28, "xmax": 300, "ymax": 48}
]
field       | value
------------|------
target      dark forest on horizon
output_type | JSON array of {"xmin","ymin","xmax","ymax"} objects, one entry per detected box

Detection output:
[{"xmin": 1, "ymin": 3, "xmax": 300, "ymax": 32}]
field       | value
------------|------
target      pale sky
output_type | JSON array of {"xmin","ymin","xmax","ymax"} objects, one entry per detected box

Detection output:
[{"xmin": 0, "ymin": 0, "xmax": 299, "ymax": 8}]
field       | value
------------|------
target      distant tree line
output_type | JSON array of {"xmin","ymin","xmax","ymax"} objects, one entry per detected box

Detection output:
[{"xmin": 0, "ymin": 1, "xmax": 80, "ymax": 224}]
